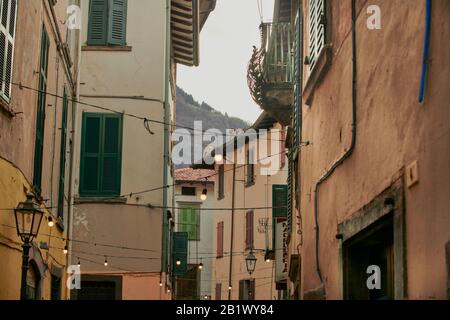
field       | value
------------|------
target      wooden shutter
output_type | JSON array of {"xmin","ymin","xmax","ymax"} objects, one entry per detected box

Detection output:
[
  {"xmin": 217, "ymin": 221, "xmax": 224, "ymax": 258},
  {"xmin": 245, "ymin": 210, "xmax": 254, "ymax": 250},
  {"xmin": 272, "ymin": 185, "xmax": 288, "ymax": 218},
  {"xmin": 33, "ymin": 26, "xmax": 50, "ymax": 192},
  {"xmin": 0, "ymin": 0, "xmax": 17, "ymax": 101},
  {"xmin": 238, "ymin": 280, "xmax": 245, "ymax": 300},
  {"xmin": 308, "ymin": 0, "xmax": 326, "ymax": 70},
  {"xmin": 172, "ymin": 232, "xmax": 188, "ymax": 276},
  {"xmin": 101, "ymin": 115, "xmax": 122, "ymax": 195},
  {"xmin": 249, "ymin": 279, "xmax": 255, "ymax": 300},
  {"xmin": 80, "ymin": 114, "xmax": 102, "ymax": 195},
  {"xmin": 218, "ymin": 165, "xmax": 224, "ymax": 198},
  {"xmin": 108, "ymin": 0, "xmax": 127, "ymax": 46},
  {"xmin": 57, "ymin": 89, "xmax": 69, "ymax": 219},
  {"xmin": 88, "ymin": 0, "xmax": 108, "ymax": 45},
  {"xmin": 215, "ymin": 283, "xmax": 222, "ymax": 300},
  {"xmin": 293, "ymin": 13, "xmax": 302, "ymax": 150}
]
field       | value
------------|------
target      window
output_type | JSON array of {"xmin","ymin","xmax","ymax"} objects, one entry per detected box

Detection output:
[
  {"xmin": 178, "ymin": 206, "xmax": 200, "ymax": 241},
  {"xmin": 33, "ymin": 26, "xmax": 50, "ymax": 193},
  {"xmin": 272, "ymin": 185, "xmax": 288, "ymax": 218},
  {"xmin": 218, "ymin": 165, "xmax": 224, "ymax": 199},
  {"xmin": 87, "ymin": 0, "xmax": 128, "ymax": 46},
  {"xmin": 181, "ymin": 186, "xmax": 196, "ymax": 196},
  {"xmin": 0, "ymin": 0, "xmax": 17, "ymax": 101},
  {"xmin": 80, "ymin": 113, "xmax": 123, "ymax": 197},
  {"xmin": 26, "ymin": 264, "xmax": 40, "ymax": 300},
  {"xmin": 307, "ymin": 0, "xmax": 326, "ymax": 71},
  {"xmin": 215, "ymin": 283, "xmax": 222, "ymax": 300},
  {"xmin": 245, "ymin": 149, "xmax": 255, "ymax": 186},
  {"xmin": 216, "ymin": 221, "xmax": 224, "ymax": 258},
  {"xmin": 179, "ymin": 207, "xmax": 199, "ymax": 240},
  {"xmin": 239, "ymin": 279, "xmax": 255, "ymax": 300},
  {"xmin": 245, "ymin": 210, "xmax": 254, "ymax": 250},
  {"xmin": 51, "ymin": 275, "xmax": 61, "ymax": 300},
  {"xmin": 57, "ymin": 89, "xmax": 69, "ymax": 219}
]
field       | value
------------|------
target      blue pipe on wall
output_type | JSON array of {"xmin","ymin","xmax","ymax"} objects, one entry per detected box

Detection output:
[{"xmin": 419, "ymin": 0, "xmax": 432, "ymax": 103}]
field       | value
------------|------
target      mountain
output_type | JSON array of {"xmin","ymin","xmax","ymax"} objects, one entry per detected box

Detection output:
[
  {"xmin": 175, "ymin": 86, "xmax": 250, "ymax": 168},
  {"xmin": 176, "ymin": 86, "xmax": 249, "ymax": 133}
]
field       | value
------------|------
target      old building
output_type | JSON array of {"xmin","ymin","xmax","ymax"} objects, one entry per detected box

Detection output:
[
  {"xmin": 0, "ymin": 0, "xmax": 80, "ymax": 299},
  {"xmin": 69, "ymin": 0, "xmax": 215, "ymax": 300},
  {"xmin": 249, "ymin": 0, "xmax": 450, "ymax": 300},
  {"xmin": 210, "ymin": 113, "xmax": 288, "ymax": 300},
  {"xmin": 173, "ymin": 168, "xmax": 215, "ymax": 300}
]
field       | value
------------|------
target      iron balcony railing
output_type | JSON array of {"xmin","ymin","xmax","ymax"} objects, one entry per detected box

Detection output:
[
  {"xmin": 248, "ymin": 22, "xmax": 293, "ymax": 108},
  {"xmin": 261, "ymin": 22, "xmax": 293, "ymax": 84}
]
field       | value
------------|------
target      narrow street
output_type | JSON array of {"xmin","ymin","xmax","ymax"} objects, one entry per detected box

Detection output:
[{"xmin": 0, "ymin": 0, "xmax": 449, "ymax": 306}]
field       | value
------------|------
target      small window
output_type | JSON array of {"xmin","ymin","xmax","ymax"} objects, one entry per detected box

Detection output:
[
  {"xmin": 217, "ymin": 221, "xmax": 224, "ymax": 258},
  {"xmin": 245, "ymin": 149, "xmax": 255, "ymax": 186},
  {"xmin": 245, "ymin": 210, "xmax": 254, "ymax": 250},
  {"xmin": 218, "ymin": 165, "xmax": 224, "ymax": 199},
  {"xmin": 178, "ymin": 207, "xmax": 200, "ymax": 241},
  {"xmin": 87, "ymin": 0, "xmax": 128, "ymax": 46},
  {"xmin": 181, "ymin": 186, "xmax": 196, "ymax": 196},
  {"xmin": 215, "ymin": 283, "xmax": 222, "ymax": 300}
]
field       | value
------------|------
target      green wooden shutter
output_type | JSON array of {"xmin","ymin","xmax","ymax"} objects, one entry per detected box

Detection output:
[
  {"xmin": 80, "ymin": 114, "xmax": 102, "ymax": 195},
  {"xmin": 33, "ymin": 26, "xmax": 50, "ymax": 192},
  {"xmin": 178, "ymin": 208, "xmax": 188, "ymax": 234},
  {"xmin": 173, "ymin": 232, "xmax": 188, "ymax": 276},
  {"xmin": 100, "ymin": 115, "xmax": 122, "ymax": 195},
  {"xmin": 107, "ymin": 0, "xmax": 127, "ymax": 46},
  {"xmin": 88, "ymin": 0, "xmax": 108, "ymax": 45},
  {"xmin": 57, "ymin": 89, "xmax": 69, "ymax": 218},
  {"xmin": 272, "ymin": 185, "xmax": 288, "ymax": 218}
]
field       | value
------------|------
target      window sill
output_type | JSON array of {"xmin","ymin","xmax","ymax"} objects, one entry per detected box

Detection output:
[
  {"xmin": 82, "ymin": 45, "xmax": 132, "ymax": 52},
  {"xmin": 0, "ymin": 97, "xmax": 14, "ymax": 118},
  {"xmin": 303, "ymin": 44, "xmax": 333, "ymax": 106},
  {"xmin": 75, "ymin": 197, "xmax": 127, "ymax": 204}
]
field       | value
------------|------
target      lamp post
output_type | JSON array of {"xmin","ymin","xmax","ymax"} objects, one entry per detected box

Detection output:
[
  {"xmin": 245, "ymin": 250, "xmax": 257, "ymax": 275},
  {"xmin": 14, "ymin": 193, "xmax": 44, "ymax": 300}
]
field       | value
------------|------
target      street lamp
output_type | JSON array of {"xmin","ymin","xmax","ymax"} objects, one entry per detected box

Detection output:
[
  {"xmin": 245, "ymin": 250, "xmax": 257, "ymax": 275},
  {"xmin": 14, "ymin": 193, "xmax": 44, "ymax": 300}
]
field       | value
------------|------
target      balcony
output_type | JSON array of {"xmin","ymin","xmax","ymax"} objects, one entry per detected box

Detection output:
[{"xmin": 247, "ymin": 22, "xmax": 294, "ymax": 126}]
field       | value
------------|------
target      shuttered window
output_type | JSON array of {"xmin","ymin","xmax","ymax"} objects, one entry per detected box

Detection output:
[
  {"xmin": 172, "ymin": 232, "xmax": 188, "ymax": 276},
  {"xmin": 215, "ymin": 283, "xmax": 222, "ymax": 300},
  {"xmin": 0, "ymin": 0, "xmax": 17, "ymax": 101},
  {"xmin": 217, "ymin": 221, "xmax": 224, "ymax": 258},
  {"xmin": 245, "ymin": 210, "xmax": 254, "ymax": 250},
  {"xmin": 87, "ymin": 0, "xmax": 127, "ymax": 46},
  {"xmin": 308, "ymin": 0, "xmax": 326, "ymax": 70},
  {"xmin": 57, "ymin": 89, "xmax": 69, "ymax": 219},
  {"xmin": 80, "ymin": 113, "xmax": 122, "ymax": 197},
  {"xmin": 178, "ymin": 207, "xmax": 200, "ymax": 241},
  {"xmin": 218, "ymin": 165, "xmax": 224, "ymax": 199},
  {"xmin": 293, "ymin": 13, "xmax": 302, "ymax": 151},
  {"xmin": 272, "ymin": 185, "xmax": 288, "ymax": 218},
  {"xmin": 245, "ymin": 149, "xmax": 255, "ymax": 186},
  {"xmin": 239, "ymin": 279, "xmax": 255, "ymax": 300},
  {"xmin": 33, "ymin": 26, "xmax": 50, "ymax": 193}
]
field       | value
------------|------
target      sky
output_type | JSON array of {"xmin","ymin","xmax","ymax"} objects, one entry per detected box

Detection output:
[{"xmin": 177, "ymin": 0, "xmax": 275, "ymax": 124}]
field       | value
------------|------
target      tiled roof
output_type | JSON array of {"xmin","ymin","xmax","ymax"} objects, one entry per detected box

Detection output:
[{"xmin": 175, "ymin": 168, "xmax": 215, "ymax": 183}]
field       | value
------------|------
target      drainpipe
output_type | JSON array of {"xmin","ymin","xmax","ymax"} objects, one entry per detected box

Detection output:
[
  {"xmin": 312, "ymin": 0, "xmax": 357, "ymax": 297},
  {"xmin": 418, "ymin": 0, "xmax": 432, "ymax": 103},
  {"xmin": 228, "ymin": 163, "xmax": 236, "ymax": 300},
  {"xmin": 162, "ymin": 0, "xmax": 171, "ymax": 288}
]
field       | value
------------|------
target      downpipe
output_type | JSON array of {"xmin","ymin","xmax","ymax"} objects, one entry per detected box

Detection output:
[{"xmin": 312, "ymin": 0, "xmax": 357, "ymax": 296}]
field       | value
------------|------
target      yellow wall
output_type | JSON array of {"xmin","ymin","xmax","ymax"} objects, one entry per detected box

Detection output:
[{"xmin": 0, "ymin": 158, "xmax": 68, "ymax": 300}]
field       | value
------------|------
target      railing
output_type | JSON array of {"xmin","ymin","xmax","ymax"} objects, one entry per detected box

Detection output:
[
  {"xmin": 248, "ymin": 22, "xmax": 293, "ymax": 108},
  {"xmin": 261, "ymin": 22, "xmax": 293, "ymax": 84}
]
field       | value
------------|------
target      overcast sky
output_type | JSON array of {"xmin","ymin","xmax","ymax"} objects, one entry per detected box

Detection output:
[{"xmin": 177, "ymin": 0, "xmax": 274, "ymax": 124}]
